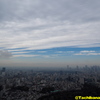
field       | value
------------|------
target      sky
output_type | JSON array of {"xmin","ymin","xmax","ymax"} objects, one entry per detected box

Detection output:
[{"xmin": 0, "ymin": 0, "xmax": 100, "ymax": 68}]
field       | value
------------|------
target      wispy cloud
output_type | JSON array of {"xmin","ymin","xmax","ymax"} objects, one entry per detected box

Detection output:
[
  {"xmin": 74, "ymin": 50, "xmax": 100, "ymax": 56},
  {"xmin": 37, "ymin": 51, "xmax": 47, "ymax": 53},
  {"xmin": 80, "ymin": 50, "xmax": 95, "ymax": 53},
  {"xmin": 13, "ymin": 54, "xmax": 38, "ymax": 58}
]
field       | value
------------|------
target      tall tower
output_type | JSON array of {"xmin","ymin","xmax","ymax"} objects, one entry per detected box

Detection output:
[
  {"xmin": 1, "ymin": 67, "xmax": 6, "ymax": 76},
  {"xmin": 67, "ymin": 65, "xmax": 69, "ymax": 71}
]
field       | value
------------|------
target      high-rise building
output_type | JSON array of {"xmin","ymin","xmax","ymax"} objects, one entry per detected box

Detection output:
[
  {"xmin": 67, "ymin": 65, "xmax": 69, "ymax": 71},
  {"xmin": 1, "ymin": 67, "xmax": 6, "ymax": 76}
]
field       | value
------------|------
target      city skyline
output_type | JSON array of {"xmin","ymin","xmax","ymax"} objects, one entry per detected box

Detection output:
[{"xmin": 0, "ymin": 0, "xmax": 100, "ymax": 67}]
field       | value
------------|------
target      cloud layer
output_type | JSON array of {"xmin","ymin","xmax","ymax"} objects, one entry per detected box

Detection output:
[{"xmin": 0, "ymin": 0, "xmax": 100, "ymax": 54}]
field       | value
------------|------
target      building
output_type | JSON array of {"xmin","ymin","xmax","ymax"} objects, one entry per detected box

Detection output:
[{"xmin": 1, "ymin": 67, "xmax": 6, "ymax": 77}]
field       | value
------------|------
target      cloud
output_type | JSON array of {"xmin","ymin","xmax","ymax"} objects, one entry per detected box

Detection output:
[
  {"xmin": 55, "ymin": 51, "xmax": 64, "ymax": 53},
  {"xmin": 55, "ymin": 51, "xmax": 74, "ymax": 54},
  {"xmin": 13, "ymin": 54, "xmax": 38, "ymax": 58},
  {"xmin": 0, "ymin": 50, "xmax": 12, "ymax": 58},
  {"xmin": 0, "ymin": 0, "xmax": 100, "ymax": 55},
  {"xmin": 37, "ymin": 51, "xmax": 47, "ymax": 53},
  {"xmin": 74, "ymin": 51, "xmax": 100, "ymax": 56},
  {"xmin": 12, "ymin": 51, "xmax": 29, "ymax": 54},
  {"xmin": 80, "ymin": 51, "xmax": 95, "ymax": 53}
]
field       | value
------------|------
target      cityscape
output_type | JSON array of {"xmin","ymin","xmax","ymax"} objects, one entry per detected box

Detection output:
[{"xmin": 0, "ymin": 65, "xmax": 100, "ymax": 100}]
